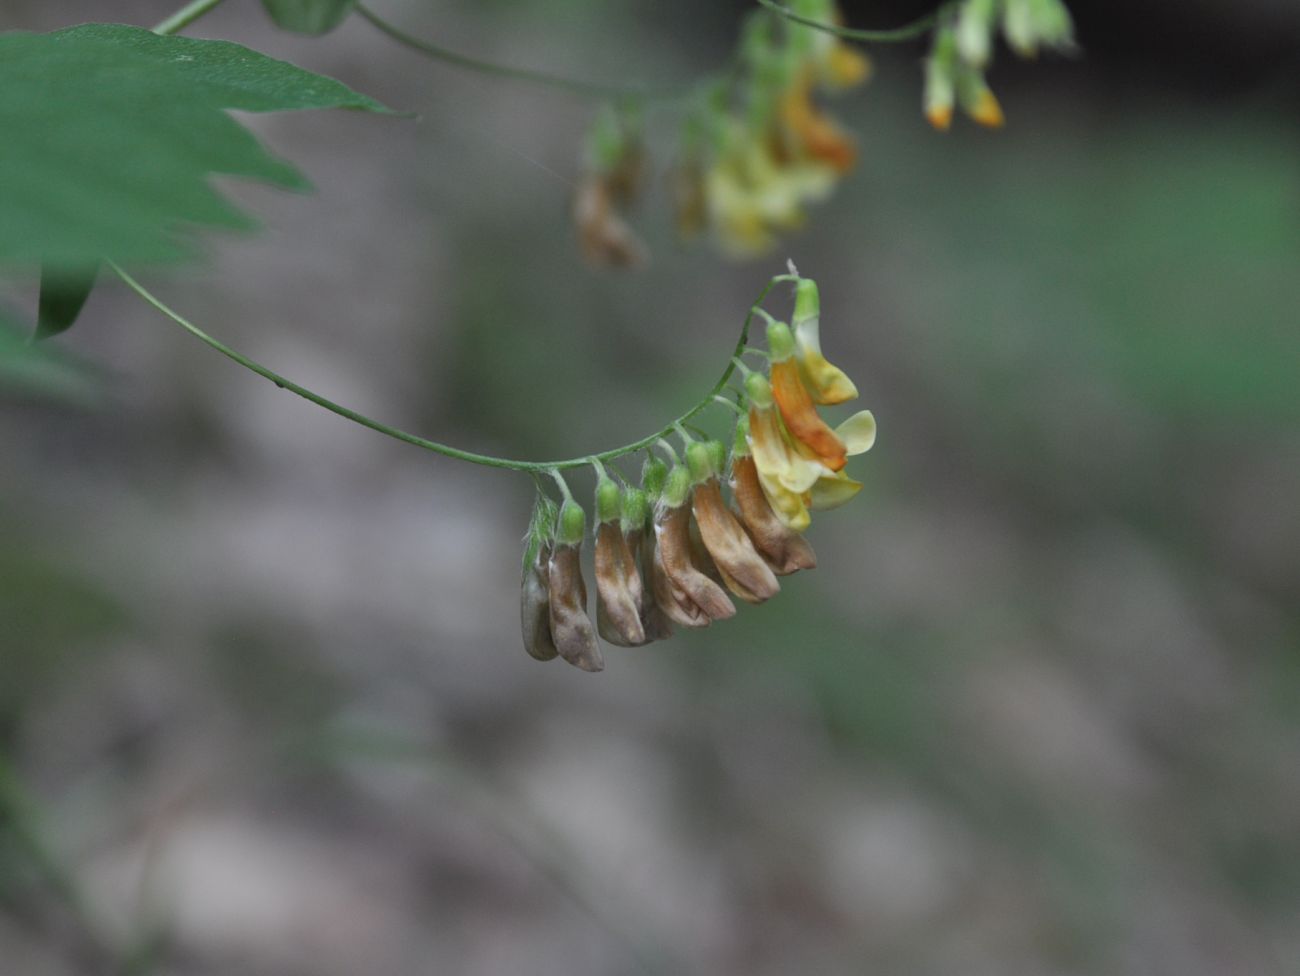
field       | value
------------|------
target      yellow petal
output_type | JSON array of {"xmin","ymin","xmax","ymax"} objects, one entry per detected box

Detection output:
[
  {"xmin": 808, "ymin": 471, "xmax": 863, "ymax": 511},
  {"xmin": 756, "ymin": 465, "xmax": 811, "ymax": 531},
  {"xmin": 821, "ymin": 43, "xmax": 872, "ymax": 89},
  {"xmin": 835, "ymin": 410, "xmax": 877, "ymax": 456},
  {"xmin": 793, "ymin": 313, "xmax": 858, "ymax": 405}
]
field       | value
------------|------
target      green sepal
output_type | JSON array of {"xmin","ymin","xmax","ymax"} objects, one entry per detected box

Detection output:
[
  {"xmin": 732, "ymin": 415, "xmax": 752, "ymax": 458},
  {"xmin": 686, "ymin": 441, "xmax": 714, "ymax": 484},
  {"xmin": 620, "ymin": 487, "xmax": 649, "ymax": 533},
  {"xmin": 595, "ymin": 476, "xmax": 622, "ymax": 524},
  {"xmin": 641, "ymin": 456, "xmax": 669, "ymax": 499},
  {"xmin": 556, "ymin": 498, "xmax": 586, "ymax": 547},
  {"xmin": 522, "ymin": 492, "xmax": 559, "ymax": 573},
  {"xmin": 792, "ymin": 278, "xmax": 820, "ymax": 328},
  {"xmin": 766, "ymin": 320, "xmax": 796, "ymax": 361},
  {"xmin": 745, "ymin": 372, "xmax": 774, "ymax": 407},
  {"xmin": 663, "ymin": 465, "xmax": 691, "ymax": 509}
]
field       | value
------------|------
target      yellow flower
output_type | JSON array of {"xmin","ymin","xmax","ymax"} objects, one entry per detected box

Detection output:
[
  {"xmin": 729, "ymin": 450, "xmax": 818, "ymax": 574},
  {"xmin": 778, "ymin": 75, "xmax": 858, "ymax": 174},
  {"xmin": 791, "ymin": 278, "xmax": 858, "ymax": 405},
  {"xmin": 705, "ymin": 126, "xmax": 836, "ymax": 258}
]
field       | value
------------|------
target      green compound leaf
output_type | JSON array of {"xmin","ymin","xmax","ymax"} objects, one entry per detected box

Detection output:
[
  {"xmin": 0, "ymin": 23, "xmax": 392, "ymax": 270},
  {"xmin": 262, "ymin": 0, "xmax": 357, "ymax": 35},
  {"xmin": 36, "ymin": 264, "xmax": 99, "ymax": 340}
]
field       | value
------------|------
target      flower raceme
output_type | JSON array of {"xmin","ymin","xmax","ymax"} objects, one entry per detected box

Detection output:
[{"xmin": 518, "ymin": 271, "xmax": 875, "ymax": 671}]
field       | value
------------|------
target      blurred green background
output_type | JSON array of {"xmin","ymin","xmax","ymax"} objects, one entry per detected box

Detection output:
[{"xmin": 2, "ymin": 1, "xmax": 1298, "ymax": 974}]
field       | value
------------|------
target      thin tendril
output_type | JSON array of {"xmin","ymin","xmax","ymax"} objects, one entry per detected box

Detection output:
[
  {"xmin": 108, "ymin": 260, "xmax": 786, "ymax": 474},
  {"xmin": 755, "ymin": 0, "xmax": 940, "ymax": 43},
  {"xmin": 355, "ymin": 3, "xmax": 698, "ymax": 103}
]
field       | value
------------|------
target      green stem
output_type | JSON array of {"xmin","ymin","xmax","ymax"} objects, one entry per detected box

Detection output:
[
  {"xmin": 355, "ymin": 3, "xmax": 693, "ymax": 102},
  {"xmin": 151, "ymin": 0, "xmax": 228, "ymax": 35},
  {"xmin": 108, "ymin": 260, "xmax": 784, "ymax": 474},
  {"xmin": 755, "ymin": 0, "xmax": 940, "ymax": 43}
]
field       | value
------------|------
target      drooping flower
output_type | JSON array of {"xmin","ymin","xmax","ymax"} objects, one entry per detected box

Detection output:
[
  {"xmin": 746, "ymin": 368, "xmax": 876, "ymax": 532},
  {"xmin": 730, "ymin": 421, "xmax": 818, "ymax": 575},
  {"xmin": 687, "ymin": 441, "xmax": 780, "ymax": 604},
  {"xmin": 651, "ymin": 465, "xmax": 736, "ymax": 625},
  {"xmin": 625, "ymin": 487, "xmax": 675, "ymax": 642},
  {"xmin": 574, "ymin": 176, "xmax": 648, "ymax": 268},
  {"xmin": 766, "ymin": 319, "xmax": 849, "ymax": 471},
  {"xmin": 593, "ymin": 478, "xmax": 648, "ymax": 647},
  {"xmin": 574, "ymin": 107, "xmax": 649, "ymax": 267},
  {"xmin": 778, "ymin": 74, "xmax": 858, "ymax": 174},
  {"xmin": 547, "ymin": 499, "xmax": 603, "ymax": 672},
  {"xmin": 521, "ymin": 542, "xmax": 560, "ymax": 662},
  {"xmin": 791, "ymin": 278, "xmax": 858, "ymax": 405},
  {"xmin": 705, "ymin": 125, "xmax": 837, "ymax": 258}
]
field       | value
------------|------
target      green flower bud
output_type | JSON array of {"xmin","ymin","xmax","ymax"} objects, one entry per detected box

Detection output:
[
  {"xmin": 706, "ymin": 439, "xmax": 727, "ymax": 475},
  {"xmin": 793, "ymin": 278, "xmax": 820, "ymax": 328},
  {"xmin": 766, "ymin": 320, "xmax": 796, "ymax": 361},
  {"xmin": 745, "ymin": 372, "xmax": 774, "ymax": 408},
  {"xmin": 663, "ymin": 464, "xmax": 691, "ymax": 509},
  {"xmin": 556, "ymin": 498, "xmax": 586, "ymax": 546},
  {"xmin": 620, "ymin": 487, "xmax": 650, "ymax": 533},
  {"xmin": 957, "ymin": 0, "xmax": 997, "ymax": 68},
  {"xmin": 595, "ymin": 475, "xmax": 622, "ymax": 524},
  {"xmin": 642, "ymin": 456, "xmax": 668, "ymax": 499},
  {"xmin": 686, "ymin": 441, "xmax": 716, "ymax": 484},
  {"xmin": 732, "ymin": 415, "xmax": 752, "ymax": 458}
]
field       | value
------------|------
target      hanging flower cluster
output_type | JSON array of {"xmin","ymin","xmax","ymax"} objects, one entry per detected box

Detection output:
[
  {"xmin": 574, "ymin": 0, "xmax": 871, "ymax": 265},
  {"xmin": 924, "ymin": 0, "xmax": 1075, "ymax": 130},
  {"xmin": 572, "ymin": 0, "xmax": 1075, "ymax": 265},
  {"xmin": 681, "ymin": 2, "xmax": 872, "ymax": 258},
  {"xmin": 521, "ymin": 272, "xmax": 875, "ymax": 672}
]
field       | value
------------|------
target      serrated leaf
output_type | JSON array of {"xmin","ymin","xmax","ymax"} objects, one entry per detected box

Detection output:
[
  {"xmin": 0, "ymin": 24, "xmax": 392, "ymax": 270},
  {"xmin": 36, "ymin": 264, "xmax": 99, "ymax": 340},
  {"xmin": 262, "ymin": 0, "xmax": 357, "ymax": 35}
]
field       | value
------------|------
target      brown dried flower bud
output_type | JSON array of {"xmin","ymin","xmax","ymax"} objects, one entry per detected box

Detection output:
[
  {"xmin": 692, "ymin": 477, "xmax": 780, "ymax": 604},
  {"xmin": 652, "ymin": 503, "xmax": 736, "ymax": 626},
  {"xmin": 631, "ymin": 527, "xmax": 675, "ymax": 641},
  {"xmin": 730, "ymin": 454, "xmax": 818, "ymax": 575},
  {"xmin": 521, "ymin": 543, "xmax": 559, "ymax": 662},
  {"xmin": 595, "ymin": 521, "xmax": 647, "ymax": 647},
  {"xmin": 547, "ymin": 543, "xmax": 604, "ymax": 672},
  {"xmin": 573, "ymin": 177, "xmax": 648, "ymax": 269}
]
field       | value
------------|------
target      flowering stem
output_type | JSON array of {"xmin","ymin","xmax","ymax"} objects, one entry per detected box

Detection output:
[
  {"xmin": 108, "ymin": 260, "xmax": 786, "ymax": 475},
  {"xmin": 755, "ymin": 0, "xmax": 941, "ymax": 43},
  {"xmin": 152, "ymin": 0, "xmax": 228, "ymax": 35},
  {"xmin": 355, "ymin": 2, "xmax": 700, "ymax": 103}
]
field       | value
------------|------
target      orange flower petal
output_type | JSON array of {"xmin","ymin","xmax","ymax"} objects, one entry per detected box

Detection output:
[{"xmin": 770, "ymin": 358, "xmax": 847, "ymax": 471}]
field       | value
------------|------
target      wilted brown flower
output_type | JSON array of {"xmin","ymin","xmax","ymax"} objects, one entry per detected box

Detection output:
[
  {"xmin": 651, "ymin": 502, "xmax": 735, "ymax": 626},
  {"xmin": 573, "ymin": 176, "xmax": 648, "ymax": 269},
  {"xmin": 521, "ymin": 543, "xmax": 560, "ymax": 662},
  {"xmin": 631, "ymin": 527, "xmax": 675, "ymax": 641},
  {"xmin": 548, "ymin": 542, "xmax": 603, "ymax": 672},
  {"xmin": 692, "ymin": 476, "xmax": 781, "ymax": 604},
  {"xmin": 595, "ymin": 520, "xmax": 647, "ymax": 647},
  {"xmin": 730, "ymin": 453, "xmax": 817, "ymax": 575}
]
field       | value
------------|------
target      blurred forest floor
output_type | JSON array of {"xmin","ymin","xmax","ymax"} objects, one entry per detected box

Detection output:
[{"xmin": 2, "ymin": 1, "xmax": 1298, "ymax": 974}]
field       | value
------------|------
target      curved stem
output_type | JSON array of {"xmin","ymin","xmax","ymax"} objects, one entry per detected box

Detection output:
[
  {"xmin": 755, "ymin": 0, "xmax": 940, "ymax": 43},
  {"xmin": 355, "ymin": 3, "xmax": 694, "ymax": 102},
  {"xmin": 152, "ymin": 0, "xmax": 228, "ymax": 35},
  {"xmin": 108, "ymin": 260, "xmax": 784, "ymax": 474}
]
